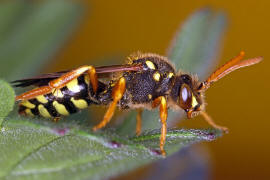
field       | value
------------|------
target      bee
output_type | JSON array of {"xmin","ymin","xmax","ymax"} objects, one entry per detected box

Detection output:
[{"xmin": 13, "ymin": 51, "xmax": 262, "ymax": 155}]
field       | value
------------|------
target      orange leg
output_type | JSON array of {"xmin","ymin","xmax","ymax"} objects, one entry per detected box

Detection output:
[
  {"xmin": 200, "ymin": 111, "xmax": 228, "ymax": 133},
  {"xmin": 92, "ymin": 77, "xmax": 126, "ymax": 131},
  {"xmin": 53, "ymin": 117, "xmax": 61, "ymax": 123},
  {"xmin": 152, "ymin": 96, "xmax": 162, "ymax": 108},
  {"xmin": 152, "ymin": 96, "xmax": 168, "ymax": 156},
  {"xmin": 16, "ymin": 86, "xmax": 52, "ymax": 101},
  {"xmin": 49, "ymin": 65, "xmax": 98, "ymax": 92},
  {"xmin": 16, "ymin": 65, "xmax": 98, "ymax": 101},
  {"xmin": 136, "ymin": 109, "xmax": 143, "ymax": 136}
]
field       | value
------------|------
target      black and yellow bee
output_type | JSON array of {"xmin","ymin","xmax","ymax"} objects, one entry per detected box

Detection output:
[{"xmin": 12, "ymin": 51, "xmax": 262, "ymax": 155}]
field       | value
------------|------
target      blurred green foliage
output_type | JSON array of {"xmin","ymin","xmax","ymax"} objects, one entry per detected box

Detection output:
[
  {"xmin": 0, "ymin": 1, "xmax": 226, "ymax": 179},
  {"xmin": 0, "ymin": 0, "xmax": 82, "ymax": 80},
  {"xmin": 0, "ymin": 79, "xmax": 15, "ymax": 124},
  {"xmin": 168, "ymin": 8, "xmax": 226, "ymax": 79}
]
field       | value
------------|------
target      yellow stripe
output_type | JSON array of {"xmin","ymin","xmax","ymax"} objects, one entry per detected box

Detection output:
[
  {"xmin": 66, "ymin": 78, "xmax": 81, "ymax": 93},
  {"xmin": 38, "ymin": 104, "xmax": 51, "ymax": 118},
  {"xmin": 168, "ymin": 72, "xmax": 174, "ymax": 78},
  {"xmin": 20, "ymin": 100, "xmax": 35, "ymax": 109},
  {"xmin": 25, "ymin": 109, "xmax": 34, "ymax": 116},
  {"xmin": 71, "ymin": 97, "xmax": 88, "ymax": 109},
  {"xmin": 84, "ymin": 74, "xmax": 90, "ymax": 85},
  {"xmin": 53, "ymin": 101, "xmax": 69, "ymax": 116},
  {"xmin": 36, "ymin": 95, "xmax": 48, "ymax": 104},
  {"xmin": 52, "ymin": 89, "xmax": 64, "ymax": 98}
]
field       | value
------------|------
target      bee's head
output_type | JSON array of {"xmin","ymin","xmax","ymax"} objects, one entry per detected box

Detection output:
[
  {"xmin": 177, "ymin": 74, "xmax": 205, "ymax": 118},
  {"xmin": 171, "ymin": 52, "xmax": 262, "ymax": 120}
]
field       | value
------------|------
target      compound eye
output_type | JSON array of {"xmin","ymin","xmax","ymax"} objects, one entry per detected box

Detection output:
[{"xmin": 179, "ymin": 84, "xmax": 192, "ymax": 110}]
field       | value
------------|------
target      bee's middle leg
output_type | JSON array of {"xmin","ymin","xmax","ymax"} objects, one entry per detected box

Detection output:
[{"xmin": 92, "ymin": 77, "xmax": 126, "ymax": 131}]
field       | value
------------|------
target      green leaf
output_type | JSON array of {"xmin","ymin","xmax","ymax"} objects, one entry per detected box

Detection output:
[
  {"xmin": 0, "ymin": 80, "xmax": 15, "ymax": 124},
  {"xmin": 0, "ymin": 116, "xmax": 221, "ymax": 179},
  {"xmin": 0, "ymin": 0, "xmax": 83, "ymax": 80}
]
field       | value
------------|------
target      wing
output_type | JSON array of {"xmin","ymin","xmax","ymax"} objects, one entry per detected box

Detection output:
[{"xmin": 12, "ymin": 64, "xmax": 142, "ymax": 87}]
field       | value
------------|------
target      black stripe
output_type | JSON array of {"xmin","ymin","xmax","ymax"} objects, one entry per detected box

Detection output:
[
  {"xmin": 62, "ymin": 98, "xmax": 78, "ymax": 114},
  {"xmin": 31, "ymin": 107, "xmax": 39, "ymax": 116},
  {"xmin": 61, "ymin": 76, "xmax": 92, "ymax": 105},
  {"xmin": 79, "ymin": 75, "xmax": 106, "ymax": 103},
  {"xmin": 44, "ymin": 93, "xmax": 60, "ymax": 117},
  {"xmin": 28, "ymin": 98, "xmax": 39, "ymax": 107},
  {"xmin": 28, "ymin": 99, "xmax": 40, "ymax": 116},
  {"xmin": 56, "ymin": 88, "xmax": 78, "ymax": 114},
  {"xmin": 76, "ymin": 76, "xmax": 91, "ymax": 101},
  {"xmin": 18, "ymin": 106, "xmax": 26, "ymax": 115}
]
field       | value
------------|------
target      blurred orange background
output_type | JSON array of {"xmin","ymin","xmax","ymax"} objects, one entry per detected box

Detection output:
[{"xmin": 49, "ymin": 0, "xmax": 269, "ymax": 179}]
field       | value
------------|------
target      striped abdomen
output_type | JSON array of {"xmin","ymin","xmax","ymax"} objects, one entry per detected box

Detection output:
[{"xmin": 18, "ymin": 75, "xmax": 96, "ymax": 118}]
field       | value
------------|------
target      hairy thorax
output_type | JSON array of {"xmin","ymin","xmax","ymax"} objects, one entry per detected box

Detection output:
[{"xmin": 118, "ymin": 53, "xmax": 176, "ymax": 110}]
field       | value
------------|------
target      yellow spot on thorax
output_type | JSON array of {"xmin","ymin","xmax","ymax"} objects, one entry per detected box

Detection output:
[
  {"xmin": 148, "ymin": 94, "xmax": 152, "ymax": 99},
  {"xmin": 146, "ymin": 61, "xmax": 156, "ymax": 70},
  {"xmin": 36, "ymin": 95, "xmax": 48, "ymax": 104},
  {"xmin": 71, "ymin": 97, "xmax": 88, "ymax": 109},
  {"xmin": 25, "ymin": 109, "xmax": 34, "ymax": 116},
  {"xmin": 153, "ymin": 72, "xmax": 161, "ymax": 81},
  {"xmin": 20, "ymin": 100, "xmax": 35, "ymax": 109},
  {"xmin": 66, "ymin": 78, "xmax": 81, "ymax": 93},
  {"xmin": 191, "ymin": 95, "xmax": 198, "ymax": 108},
  {"xmin": 38, "ymin": 104, "xmax": 51, "ymax": 118},
  {"xmin": 168, "ymin": 72, "xmax": 174, "ymax": 78},
  {"xmin": 53, "ymin": 101, "xmax": 69, "ymax": 116},
  {"xmin": 52, "ymin": 89, "xmax": 64, "ymax": 98}
]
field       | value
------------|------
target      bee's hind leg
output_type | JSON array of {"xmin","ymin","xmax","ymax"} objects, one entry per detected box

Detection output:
[
  {"xmin": 16, "ymin": 65, "xmax": 98, "ymax": 101},
  {"xmin": 49, "ymin": 65, "xmax": 98, "ymax": 93},
  {"xmin": 53, "ymin": 117, "xmax": 61, "ymax": 123}
]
